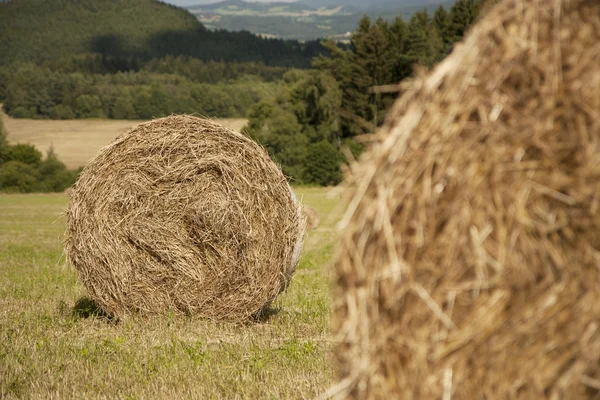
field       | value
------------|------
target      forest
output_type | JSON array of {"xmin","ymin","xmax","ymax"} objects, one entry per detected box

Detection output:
[
  {"xmin": 246, "ymin": 0, "xmax": 482, "ymax": 184},
  {"xmin": 0, "ymin": 0, "xmax": 483, "ymax": 190},
  {"xmin": 0, "ymin": 0, "xmax": 325, "ymax": 67}
]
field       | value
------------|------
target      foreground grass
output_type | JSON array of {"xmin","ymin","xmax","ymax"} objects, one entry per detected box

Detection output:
[{"xmin": 0, "ymin": 187, "xmax": 339, "ymax": 399}]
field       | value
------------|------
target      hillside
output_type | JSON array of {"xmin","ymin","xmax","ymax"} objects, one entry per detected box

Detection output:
[
  {"xmin": 300, "ymin": 0, "xmax": 451, "ymax": 9},
  {"xmin": 191, "ymin": 0, "xmax": 323, "ymax": 13},
  {"xmin": 0, "ymin": 0, "xmax": 323, "ymax": 67},
  {"xmin": 187, "ymin": 0, "xmax": 455, "ymax": 40}
]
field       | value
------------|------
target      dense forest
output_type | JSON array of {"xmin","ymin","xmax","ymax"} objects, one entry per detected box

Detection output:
[
  {"xmin": 247, "ymin": 0, "xmax": 483, "ymax": 184},
  {"xmin": 1, "ymin": 63, "xmax": 280, "ymax": 120},
  {"xmin": 0, "ymin": 0, "xmax": 325, "ymax": 120},
  {"xmin": 0, "ymin": 0, "xmax": 325, "ymax": 67}
]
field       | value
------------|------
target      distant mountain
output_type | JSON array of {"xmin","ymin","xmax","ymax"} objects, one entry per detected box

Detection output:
[
  {"xmin": 0, "ymin": 0, "xmax": 325, "ymax": 67},
  {"xmin": 187, "ymin": 0, "xmax": 455, "ymax": 40},
  {"xmin": 167, "ymin": 0, "xmax": 296, "ymax": 5},
  {"xmin": 189, "ymin": 0, "xmax": 318, "ymax": 12},
  {"xmin": 300, "ymin": 0, "xmax": 451, "ymax": 9}
]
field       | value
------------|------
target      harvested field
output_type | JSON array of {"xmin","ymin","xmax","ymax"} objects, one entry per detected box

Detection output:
[{"xmin": 0, "ymin": 109, "xmax": 248, "ymax": 169}]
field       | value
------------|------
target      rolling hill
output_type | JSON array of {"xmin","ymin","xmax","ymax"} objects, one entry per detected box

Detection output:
[
  {"xmin": 300, "ymin": 0, "xmax": 452, "ymax": 10},
  {"xmin": 186, "ymin": 0, "xmax": 455, "ymax": 40},
  {"xmin": 0, "ymin": 0, "xmax": 324, "ymax": 67}
]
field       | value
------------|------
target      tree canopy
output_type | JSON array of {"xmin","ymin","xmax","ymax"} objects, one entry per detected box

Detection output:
[{"xmin": 247, "ymin": 1, "xmax": 485, "ymax": 185}]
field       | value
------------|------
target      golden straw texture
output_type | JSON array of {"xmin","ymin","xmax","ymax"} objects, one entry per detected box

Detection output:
[
  {"xmin": 303, "ymin": 205, "xmax": 321, "ymax": 231},
  {"xmin": 66, "ymin": 115, "xmax": 304, "ymax": 321},
  {"xmin": 333, "ymin": 0, "xmax": 600, "ymax": 398}
]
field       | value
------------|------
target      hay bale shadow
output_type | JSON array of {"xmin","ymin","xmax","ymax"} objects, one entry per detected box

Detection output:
[
  {"xmin": 252, "ymin": 305, "xmax": 280, "ymax": 322},
  {"xmin": 72, "ymin": 297, "xmax": 113, "ymax": 320}
]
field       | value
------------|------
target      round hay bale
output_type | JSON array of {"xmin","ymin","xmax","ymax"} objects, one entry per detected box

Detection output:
[
  {"xmin": 66, "ymin": 115, "xmax": 305, "ymax": 321},
  {"xmin": 302, "ymin": 205, "xmax": 321, "ymax": 231},
  {"xmin": 333, "ymin": 0, "xmax": 600, "ymax": 398}
]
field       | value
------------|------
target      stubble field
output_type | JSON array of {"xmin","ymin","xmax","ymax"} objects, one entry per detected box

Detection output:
[{"xmin": 1, "ymin": 112, "xmax": 249, "ymax": 169}]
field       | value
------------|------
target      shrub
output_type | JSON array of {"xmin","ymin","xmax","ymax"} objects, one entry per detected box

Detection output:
[
  {"xmin": 7, "ymin": 144, "xmax": 42, "ymax": 166},
  {"xmin": 303, "ymin": 140, "xmax": 342, "ymax": 186},
  {"xmin": 0, "ymin": 161, "xmax": 41, "ymax": 193},
  {"xmin": 39, "ymin": 148, "xmax": 78, "ymax": 191},
  {"xmin": 0, "ymin": 118, "xmax": 9, "ymax": 165}
]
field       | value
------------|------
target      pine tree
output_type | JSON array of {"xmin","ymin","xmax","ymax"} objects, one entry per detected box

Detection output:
[
  {"xmin": 433, "ymin": 5, "xmax": 451, "ymax": 49},
  {"xmin": 403, "ymin": 10, "xmax": 437, "ymax": 68},
  {"xmin": 433, "ymin": 6, "xmax": 450, "ymax": 37},
  {"xmin": 447, "ymin": 0, "xmax": 479, "ymax": 44},
  {"xmin": 389, "ymin": 17, "xmax": 411, "ymax": 82}
]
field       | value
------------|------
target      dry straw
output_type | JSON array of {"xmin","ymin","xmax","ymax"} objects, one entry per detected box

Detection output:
[
  {"xmin": 66, "ymin": 115, "xmax": 305, "ymax": 321},
  {"xmin": 332, "ymin": 0, "xmax": 600, "ymax": 398},
  {"xmin": 303, "ymin": 205, "xmax": 321, "ymax": 231}
]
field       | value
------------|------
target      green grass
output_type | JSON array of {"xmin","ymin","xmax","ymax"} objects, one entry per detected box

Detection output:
[{"xmin": 0, "ymin": 187, "xmax": 340, "ymax": 399}]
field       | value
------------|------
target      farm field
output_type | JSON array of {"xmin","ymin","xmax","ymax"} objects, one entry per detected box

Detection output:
[
  {"xmin": 1, "ymin": 112, "xmax": 249, "ymax": 169},
  {"xmin": 0, "ymin": 186, "xmax": 340, "ymax": 399}
]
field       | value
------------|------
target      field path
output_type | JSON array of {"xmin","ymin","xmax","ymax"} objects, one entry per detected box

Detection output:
[{"xmin": 1, "ymin": 110, "xmax": 248, "ymax": 169}]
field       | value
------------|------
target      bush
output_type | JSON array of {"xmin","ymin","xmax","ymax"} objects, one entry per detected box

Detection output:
[
  {"xmin": 0, "ymin": 122, "xmax": 78, "ymax": 193},
  {"xmin": 0, "ymin": 118, "xmax": 9, "ymax": 164},
  {"xmin": 303, "ymin": 140, "xmax": 342, "ymax": 186},
  {"xmin": 7, "ymin": 144, "xmax": 42, "ymax": 166},
  {"xmin": 39, "ymin": 148, "xmax": 78, "ymax": 191},
  {"xmin": 0, "ymin": 161, "xmax": 41, "ymax": 193}
]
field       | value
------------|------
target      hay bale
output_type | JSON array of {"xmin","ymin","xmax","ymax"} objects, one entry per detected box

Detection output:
[
  {"xmin": 333, "ymin": 0, "xmax": 600, "ymax": 398},
  {"xmin": 303, "ymin": 205, "xmax": 321, "ymax": 231},
  {"xmin": 66, "ymin": 115, "xmax": 305, "ymax": 321}
]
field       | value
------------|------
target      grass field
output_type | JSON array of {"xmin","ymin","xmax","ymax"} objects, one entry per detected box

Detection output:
[
  {"xmin": 0, "ymin": 187, "xmax": 340, "ymax": 399},
  {"xmin": 1, "ymin": 112, "xmax": 249, "ymax": 169}
]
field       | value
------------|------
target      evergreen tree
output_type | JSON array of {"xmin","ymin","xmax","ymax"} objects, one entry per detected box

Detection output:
[
  {"xmin": 447, "ymin": 0, "xmax": 480, "ymax": 44},
  {"xmin": 403, "ymin": 10, "xmax": 438, "ymax": 68},
  {"xmin": 389, "ymin": 17, "xmax": 411, "ymax": 82},
  {"xmin": 433, "ymin": 5, "xmax": 453, "ymax": 58},
  {"xmin": 433, "ymin": 6, "xmax": 450, "ymax": 38}
]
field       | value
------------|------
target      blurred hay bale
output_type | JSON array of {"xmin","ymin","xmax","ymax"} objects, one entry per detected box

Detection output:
[
  {"xmin": 66, "ymin": 115, "xmax": 305, "ymax": 321},
  {"xmin": 303, "ymin": 205, "xmax": 321, "ymax": 231},
  {"xmin": 333, "ymin": 0, "xmax": 600, "ymax": 398}
]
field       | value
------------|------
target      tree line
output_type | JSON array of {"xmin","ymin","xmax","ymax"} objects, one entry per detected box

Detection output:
[{"xmin": 1, "ymin": 62, "xmax": 279, "ymax": 120}]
